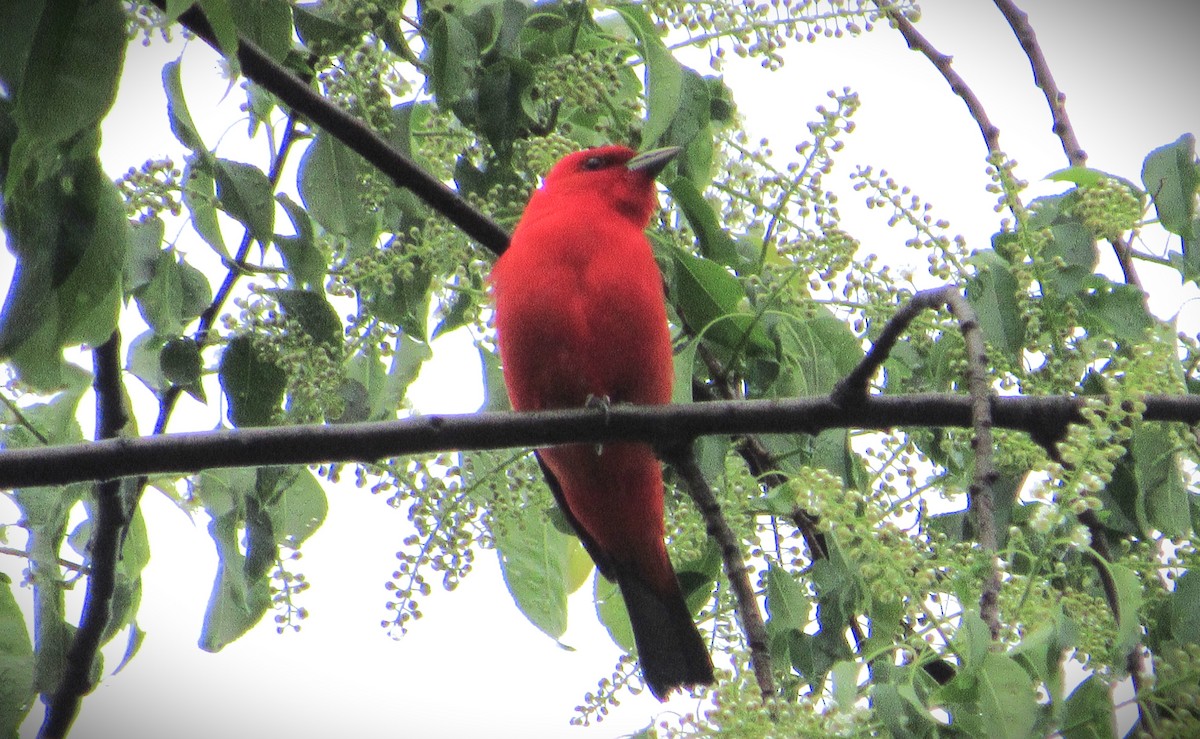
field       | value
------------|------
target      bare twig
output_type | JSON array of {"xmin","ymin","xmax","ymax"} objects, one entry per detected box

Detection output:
[
  {"xmin": 877, "ymin": 4, "xmax": 1001, "ymax": 158},
  {"xmin": 665, "ymin": 444, "xmax": 774, "ymax": 699},
  {"xmin": 832, "ymin": 288, "xmax": 955, "ymax": 404},
  {"xmin": 40, "ymin": 332, "xmax": 128, "ymax": 738},
  {"xmin": 991, "ymin": 0, "xmax": 1086, "ymax": 166},
  {"xmin": 0, "ymin": 546, "xmax": 88, "ymax": 575}
]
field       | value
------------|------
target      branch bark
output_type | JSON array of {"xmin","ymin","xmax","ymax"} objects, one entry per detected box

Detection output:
[
  {"xmin": 666, "ymin": 444, "xmax": 774, "ymax": 699},
  {"xmin": 5, "ymin": 392, "xmax": 1200, "ymax": 491},
  {"xmin": 148, "ymin": 0, "xmax": 510, "ymax": 256},
  {"xmin": 39, "ymin": 332, "xmax": 128, "ymax": 738}
]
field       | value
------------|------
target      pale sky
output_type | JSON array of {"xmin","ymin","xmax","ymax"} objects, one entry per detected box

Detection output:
[{"xmin": 2, "ymin": 1, "xmax": 1198, "ymax": 737}]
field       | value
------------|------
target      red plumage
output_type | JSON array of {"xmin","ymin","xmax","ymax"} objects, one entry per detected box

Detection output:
[{"xmin": 490, "ymin": 145, "xmax": 715, "ymax": 699}]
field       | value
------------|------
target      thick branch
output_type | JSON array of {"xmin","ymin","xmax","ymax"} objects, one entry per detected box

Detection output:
[
  {"xmin": 666, "ymin": 444, "xmax": 774, "ymax": 699},
  {"xmin": 40, "ymin": 332, "xmax": 128, "ymax": 738},
  {"xmin": 5, "ymin": 393, "xmax": 1200, "ymax": 490},
  {"xmin": 150, "ymin": 0, "xmax": 510, "ymax": 255}
]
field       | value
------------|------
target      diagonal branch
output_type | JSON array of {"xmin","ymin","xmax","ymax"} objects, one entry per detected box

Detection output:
[
  {"xmin": 148, "ymin": 0, "xmax": 510, "ymax": 255},
  {"xmin": 990, "ymin": 0, "xmax": 1086, "ymax": 166},
  {"xmin": 665, "ymin": 444, "xmax": 774, "ymax": 699},
  {"xmin": 877, "ymin": 3, "xmax": 1001, "ymax": 158}
]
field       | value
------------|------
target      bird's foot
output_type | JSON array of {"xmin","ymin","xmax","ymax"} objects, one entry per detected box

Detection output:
[{"xmin": 585, "ymin": 394, "xmax": 612, "ymax": 455}]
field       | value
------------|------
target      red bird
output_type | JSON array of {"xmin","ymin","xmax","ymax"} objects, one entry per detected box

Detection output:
[{"xmin": 490, "ymin": 145, "xmax": 715, "ymax": 699}]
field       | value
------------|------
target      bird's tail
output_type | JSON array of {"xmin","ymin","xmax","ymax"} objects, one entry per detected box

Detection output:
[{"xmin": 615, "ymin": 568, "xmax": 715, "ymax": 700}]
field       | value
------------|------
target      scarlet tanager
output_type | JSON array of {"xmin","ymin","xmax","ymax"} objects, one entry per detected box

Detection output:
[{"xmin": 490, "ymin": 145, "xmax": 715, "ymax": 699}]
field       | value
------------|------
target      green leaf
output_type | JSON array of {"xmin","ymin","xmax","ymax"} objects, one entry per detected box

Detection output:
[
  {"xmin": 422, "ymin": 10, "xmax": 478, "ymax": 108},
  {"xmin": 765, "ymin": 562, "xmax": 809, "ymax": 632},
  {"xmin": 134, "ymin": 249, "xmax": 212, "ymax": 336},
  {"xmin": 229, "ymin": 0, "xmax": 293, "ymax": 62},
  {"xmin": 477, "ymin": 57, "xmax": 534, "ymax": 162},
  {"xmin": 494, "ymin": 502, "xmax": 573, "ymax": 640},
  {"xmin": 1010, "ymin": 605, "xmax": 1074, "ymax": 712},
  {"xmin": 614, "ymin": 5, "xmax": 682, "ymax": 147},
  {"xmin": 1061, "ymin": 675, "xmax": 1116, "ymax": 739},
  {"xmin": 0, "ymin": 573, "xmax": 35, "ymax": 737},
  {"xmin": 671, "ymin": 248, "xmax": 772, "ymax": 355},
  {"xmin": 966, "ymin": 249, "xmax": 1025, "ymax": 362},
  {"xmin": 272, "ymin": 288, "xmax": 342, "ymax": 348},
  {"xmin": 297, "ymin": 132, "xmax": 371, "ymax": 236},
  {"xmin": 159, "ymin": 336, "xmax": 203, "ymax": 388},
  {"xmin": 6, "ymin": 0, "xmax": 125, "ymax": 186},
  {"xmin": 831, "ymin": 660, "xmax": 859, "ymax": 709},
  {"xmin": 1141, "ymin": 134, "xmax": 1198, "ymax": 239},
  {"xmin": 199, "ymin": 510, "xmax": 272, "ymax": 652},
  {"xmin": 1078, "ymin": 277, "xmax": 1153, "ymax": 345},
  {"xmin": 595, "ymin": 574, "xmax": 635, "ymax": 652},
  {"xmin": 218, "ymin": 336, "xmax": 286, "ymax": 427},
  {"xmin": 1045, "ymin": 166, "xmax": 1112, "ymax": 188},
  {"xmin": 1167, "ymin": 570, "xmax": 1200, "ymax": 646},
  {"xmin": 662, "ymin": 68, "xmax": 713, "ymax": 184},
  {"xmin": 214, "ymin": 158, "xmax": 275, "ymax": 245},
  {"xmin": 266, "ymin": 469, "xmax": 328, "ymax": 546},
  {"xmin": 1109, "ymin": 562, "xmax": 1143, "ymax": 660},
  {"xmin": 182, "ymin": 157, "xmax": 228, "ymax": 258},
  {"xmin": 293, "ymin": 2, "xmax": 363, "ymax": 51},
  {"xmin": 0, "ymin": 154, "xmax": 128, "ymax": 389},
  {"xmin": 124, "ymin": 216, "xmax": 166, "ymax": 294},
  {"xmin": 198, "ymin": 0, "xmax": 240, "ymax": 57},
  {"xmin": 275, "ymin": 193, "xmax": 327, "ymax": 287},
  {"xmin": 127, "ymin": 330, "xmax": 166, "ymax": 394},
  {"xmin": 954, "ymin": 611, "xmax": 992, "ymax": 677},
  {"xmin": 1132, "ymin": 424, "xmax": 1189, "ymax": 537},
  {"xmin": 1041, "ymin": 219, "xmax": 1097, "ymax": 302},
  {"xmin": 667, "ymin": 176, "xmax": 741, "ymax": 267},
  {"xmin": 976, "ymin": 653, "xmax": 1037, "ymax": 739},
  {"xmin": 163, "ymin": 59, "xmax": 206, "ymax": 153}
]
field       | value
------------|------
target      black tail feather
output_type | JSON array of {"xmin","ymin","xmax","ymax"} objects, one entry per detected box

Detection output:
[{"xmin": 615, "ymin": 568, "xmax": 715, "ymax": 700}]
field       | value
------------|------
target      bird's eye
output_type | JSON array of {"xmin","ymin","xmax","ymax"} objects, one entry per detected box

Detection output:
[{"xmin": 582, "ymin": 156, "xmax": 605, "ymax": 170}]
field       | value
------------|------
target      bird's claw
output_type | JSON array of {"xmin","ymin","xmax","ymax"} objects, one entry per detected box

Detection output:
[{"xmin": 585, "ymin": 394, "xmax": 612, "ymax": 456}]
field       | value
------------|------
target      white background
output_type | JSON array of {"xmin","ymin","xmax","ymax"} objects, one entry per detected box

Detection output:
[{"xmin": 2, "ymin": 1, "xmax": 1198, "ymax": 737}]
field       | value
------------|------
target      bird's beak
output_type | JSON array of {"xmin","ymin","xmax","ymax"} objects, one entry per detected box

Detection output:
[{"xmin": 626, "ymin": 146, "xmax": 681, "ymax": 179}]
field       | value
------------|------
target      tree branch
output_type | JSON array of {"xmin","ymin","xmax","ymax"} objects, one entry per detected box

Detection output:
[
  {"xmin": 665, "ymin": 443, "xmax": 775, "ymax": 699},
  {"xmin": 148, "ymin": 0, "xmax": 510, "ymax": 256},
  {"xmin": 39, "ymin": 332, "xmax": 128, "ymax": 738},
  {"xmin": 877, "ymin": 3, "xmax": 1001, "ymax": 158},
  {"xmin": 6, "ymin": 392, "xmax": 1200, "ymax": 491},
  {"xmin": 835, "ymin": 286, "xmax": 1000, "ymax": 636},
  {"xmin": 990, "ymin": 0, "xmax": 1086, "ymax": 166},
  {"xmin": 938, "ymin": 290, "xmax": 1002, "ymax": 639}
]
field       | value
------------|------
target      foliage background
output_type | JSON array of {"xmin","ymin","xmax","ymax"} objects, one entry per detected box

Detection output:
[{"xmin": 0, "ymin": 0, "xmax": 1198, "ymax": 737}]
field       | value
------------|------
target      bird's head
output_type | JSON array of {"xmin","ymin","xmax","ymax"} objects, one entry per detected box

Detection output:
[{"xmin": 537, "ymin": 145, "xmax": 680, "ymax": 226}]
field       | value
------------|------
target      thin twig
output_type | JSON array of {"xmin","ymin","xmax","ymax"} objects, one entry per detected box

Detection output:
[
  {"xmin": 0, "ymin": 546, "xmax": 89, "ymax": 575},
  {"xmin": 990, "ymin": 0, "xmax": 1086, "ymax": 166},
  {"xmin": 877, "ymin": 4, "xmax": 1001, "ymax": 158},
  {"xmin": 39, "ymin": 332, "xmax": 128, "ymax": 738},
  {"xmin": 665, "ymin": 444, "xmax": 774, "ymax": 699}
]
